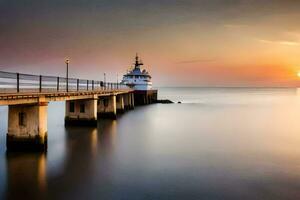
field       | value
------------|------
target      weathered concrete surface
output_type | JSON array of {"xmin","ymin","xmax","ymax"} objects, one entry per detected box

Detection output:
[
  {"xmin": 7, "ymin": 101, "xmax": 48, "ymax": 151},
  {"xmin": 116, "ymin": 95, "xmax": 125, "ymax": 114},
  {"xmin": 123, "ymin": 93, "xmax": 130, "ymax": 110},
  {"xmin": 65, "ymin": 95, "xmax": 98, "ymax": 126},
  {"xmin": 97, "ymin": 95, "xmax": 117, "ymax": 119},
  {"xmin": 130, "ymin": 93, "xmax": 135, "ymax": 109}
]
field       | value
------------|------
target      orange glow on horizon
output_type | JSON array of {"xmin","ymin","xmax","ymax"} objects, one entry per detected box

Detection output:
[{"xmin": 1, "ymin": 1, "xmax": 300, "ymax": 87}]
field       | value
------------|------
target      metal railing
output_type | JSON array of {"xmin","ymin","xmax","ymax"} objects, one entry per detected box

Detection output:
[{"xmin": 0, "ymin": 71, "xmax": 128, "ymax": 94}]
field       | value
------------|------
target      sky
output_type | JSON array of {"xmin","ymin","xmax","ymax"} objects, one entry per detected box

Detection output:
[{"xmin": 1, "ymin": 0, "xmax": 300, "ymax": 86}]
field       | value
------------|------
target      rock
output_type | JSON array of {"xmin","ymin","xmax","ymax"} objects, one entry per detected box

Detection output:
[
  {"xmin": 178, "ymin": 101, "xmax": 182, "ymax": 104},
  {"xmin": 155, "ymin": 99, "xmax": 174, "ymax": 104}
]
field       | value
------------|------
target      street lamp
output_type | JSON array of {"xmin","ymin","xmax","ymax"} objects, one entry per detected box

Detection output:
[{"xmin": 65, "ymin": 59, "xmax": 70, "ymax": 92}]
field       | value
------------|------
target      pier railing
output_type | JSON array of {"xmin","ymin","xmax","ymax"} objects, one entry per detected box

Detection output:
[{"xmin": 0, "ymin": 71, "xmax": 128, "ymax": 93}]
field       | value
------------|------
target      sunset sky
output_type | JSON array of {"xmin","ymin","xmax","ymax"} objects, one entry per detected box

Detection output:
[{"xmin": 1, "ymin": 0, "xmax": 300, "ymax": 86}]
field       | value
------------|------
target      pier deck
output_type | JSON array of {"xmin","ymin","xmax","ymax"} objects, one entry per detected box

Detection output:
[
  {"xmin": 0, "ymin": 89, "xmax": 132, "ymax": 105},
  {"xmin": 0, "ymin": 70, "xmax": 135, "ymax": 151}
]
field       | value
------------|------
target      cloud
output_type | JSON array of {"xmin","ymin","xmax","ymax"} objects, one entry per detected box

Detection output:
[
  {"xmin": 258, "ymin": 39, "xmax": 299, "ymax": 46},
  {"xmin": 285, "ymin": 31, "xmax": 300, "ymax": 39},
  {"xmin": 177, "ymin": 59, "xmax": 217, "ymax": 64},
  {"xmin": 223, "ymin": 24, "xmax": 249, "ymax": 28}
]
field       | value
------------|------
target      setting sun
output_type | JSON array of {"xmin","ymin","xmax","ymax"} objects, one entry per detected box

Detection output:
[{"xmin": 297, "ymin": 72, "xmax": 300, "ymax": 78}]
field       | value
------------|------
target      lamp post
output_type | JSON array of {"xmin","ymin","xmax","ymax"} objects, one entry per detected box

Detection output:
[{"xmin": 65, "ymin": 59, "xmax": 70, "ymax": 92}]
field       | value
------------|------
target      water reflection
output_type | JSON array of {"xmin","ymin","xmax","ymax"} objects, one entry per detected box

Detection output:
[
  {"xmin": 46, "ymin": 126, "xmax": 100, "ymax": 199},
  {"xmin": 38, "ymin": 153, "xmax": 47, "ymax": 192},
  {"xmin": 46, "ymin": 120, "xmax": 119, "ymax": 199},
  {"xmin": 2, "ymin": 88, "xmax": 300, "ymax": 199},
  {"xmin": 98, "ymin": 120, "xmax": 118, "ymax": 148},
  {"xmin": 2, "ymin": 116, "xmax": 120, "ymax": 200},
  {"xmin": 91, "ymin": 128, "xmax": 98, "ymax": 157},
  {"xmin": 5, "ymin": 152, "xmax": 47, "ymax": 200}
]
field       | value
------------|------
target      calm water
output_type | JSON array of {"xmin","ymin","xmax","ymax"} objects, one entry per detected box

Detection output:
[{"xmin": 1, "ymin": 88, "xmax": 300, "ymax": 199}]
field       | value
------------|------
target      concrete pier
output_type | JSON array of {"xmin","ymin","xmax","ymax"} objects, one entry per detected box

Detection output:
[
  {"xmin": 0, "ymin": 78, "xmax": 134, "ymax": 151},
  {"xmin": 130, "ymin": 93, "xmax": 135, "ymax": 109},
  {"xmin": 7, "ymin": 101, "xmax": 48, "ymax": 151},
  {"xmin": 0, "ymin": 69, "xmax": 137, "ymax": 151},
  {"xmin": 65, "ymin": 95, "xmax": 98, "ymax": 126},
  {"xmin": 116, "ymin": 95, "xmax": 125, "ymax": 114},
  {"xmin": 134, "ymin": 90, "xmax": 157, "ymax": 105},
  {"xmin": 123, "ymin": 93, "xmax": 130, "ymax": 110},
  {"xmin": 98, "ymin": 95, "xmax": 117, "ymax": 119}
]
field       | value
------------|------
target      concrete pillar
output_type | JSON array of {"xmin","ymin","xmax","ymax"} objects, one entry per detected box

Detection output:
[
  {"xmin": 97, "ymin": 95, "xmax": 117, "ymax": 119},
  {"xmin": 123, "ymin": 94, "xmax": 130, "ymax": 110},
  {"xmin": 7, "ymin": 101, "xmax": 48, "ymax": 151},
  {"xmin": 131, "ymin": 93, "xmax": 135, "ymax": 109},
  {"xmin": 124, "ymin": 93, "xmax": 134, "ymax": 110},
  {"xmin": 116, "ymin": 95, "xmax": 125, "ymax": 114},
  {"xmin": 65, "ymin": 95, "xmax": 98, "ymax": 126}
]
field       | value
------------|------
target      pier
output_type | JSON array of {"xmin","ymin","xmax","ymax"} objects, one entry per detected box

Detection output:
[{"xmin": 0, "ymin": 71, "xmax": 144, "ymax": 151}]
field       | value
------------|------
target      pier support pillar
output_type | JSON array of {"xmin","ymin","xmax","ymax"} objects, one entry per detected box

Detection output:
[
  {"xmin": 134, "ymin": 90, "xmax": 157, "ymax": 105},
  {"xmin": 130, "ymin": 93, "xmax": 135, "ymax": 109},
  {"xmin": 65, "ymin": 95, "xmax": 98, "ymax": 126},
  {"xmin": 123, "ymin": 94, "xmax": 130, "ymax": 111},
  {"xmin": 116, "ymin": 95, "xmax": 125, "ymax": 114},
  {"xmin": 7, "ymin": 101, "xmax": 48, "ymax": 151},
  {"xmin": 98, "ymin": 95, "xmax": 117, "ymax": 119},
  {"xmin": 123, "ymin": 93, "xmax": 134, "ymax": 110}
]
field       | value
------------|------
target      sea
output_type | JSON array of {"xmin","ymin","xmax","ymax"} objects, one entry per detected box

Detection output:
[{"xmin": 1, "ymin": 87, "xmax": 300, "ymax": 200}]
